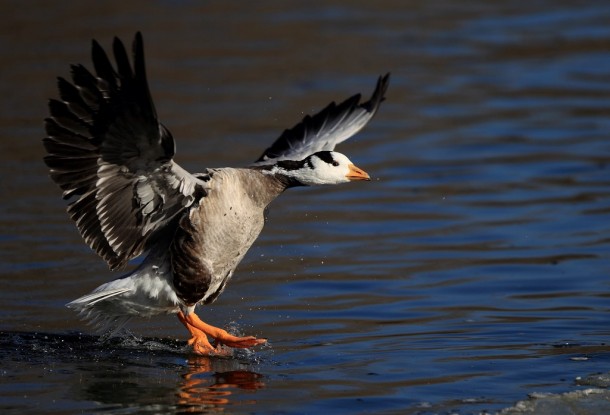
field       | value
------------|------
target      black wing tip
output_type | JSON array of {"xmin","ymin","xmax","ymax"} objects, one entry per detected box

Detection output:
[
  {"xmin": 90, "ymin": 31, "xmax": 143, "ymax": 43},
  {"xmin": 132, "ymin": 32, "xmax": 145, "ymax": 62},
  {"xmin": 90, "ymin": 32, "xmax": 142, "ymax": 51},
  {"xmin": 91, "ymin": 38, "xmax": 102, "ymax": 53},
  {"xmin": 132, "ymin": 32, "xmax": 146, "ymax": 77},
  {"xmin": 362, "ymin": 72, "xmax": 390, "ymax": 113},
  {"xmin": 323, "ymin": 72, "xmax": 390, "ymax": 113},
  {"xmin": 378, "ymin": 72, "xmax": 390, "ymax": 98}
]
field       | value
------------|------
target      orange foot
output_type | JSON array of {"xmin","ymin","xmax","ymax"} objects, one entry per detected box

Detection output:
[{"xmin": 177, "ymin": 311, "xmax": 267, "ymax": 355}]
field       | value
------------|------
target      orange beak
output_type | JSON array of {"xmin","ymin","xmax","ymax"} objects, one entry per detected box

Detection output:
[{"xmin": 346, "ymin": 163, "xmax": 370, "ymax": 181}]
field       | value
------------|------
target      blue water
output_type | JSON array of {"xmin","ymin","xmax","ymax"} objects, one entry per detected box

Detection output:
[{"xmin": 1, "ymin": 1, "xmax": 609, "ymax": 414}]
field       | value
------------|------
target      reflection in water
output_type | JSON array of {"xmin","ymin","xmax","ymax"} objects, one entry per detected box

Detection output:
[
  {"xmin": 177, "ymin": 355, "xmax": 264, "ymax": 413},
  {"xmin": 0, "ymin": 331, "xmax": 265, "ymax": 414}
]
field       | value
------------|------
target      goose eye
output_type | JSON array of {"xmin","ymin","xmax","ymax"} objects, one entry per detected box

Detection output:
[{"xmin": 332, "ymin": 161, "xmax": 339, "ymax": 167}]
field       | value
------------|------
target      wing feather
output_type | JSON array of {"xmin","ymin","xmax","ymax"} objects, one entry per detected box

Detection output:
[
  {"xmin": 253, "ymin": 73, "xmax": 390, "ymax": 165},
  {"xmin": 43, "ymin": 33, "xmax": 208, "ymax": 270}
]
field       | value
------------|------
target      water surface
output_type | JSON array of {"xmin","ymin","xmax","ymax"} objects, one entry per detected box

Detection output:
[{"xmin": 1, "ymin": 1, "xmax": 610, "ymax": 414}]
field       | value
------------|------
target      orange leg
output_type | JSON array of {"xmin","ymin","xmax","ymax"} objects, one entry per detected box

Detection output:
[
  {"xmin": 177, "ymin": 311, "xmax": 216, "ymax": 354},
  {"xmin": 177, "ymin": 311, "xmax": 266, "ymax": 355}
]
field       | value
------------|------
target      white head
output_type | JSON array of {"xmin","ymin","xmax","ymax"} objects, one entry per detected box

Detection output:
[{"xmin": 267, "ymin": 151, "xmax": 370, "ymax": 186}]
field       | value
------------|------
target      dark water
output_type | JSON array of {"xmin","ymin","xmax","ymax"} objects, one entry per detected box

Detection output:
[{"xmin": 1, "ymin": 1, "xmax": 610, "ymax": 414}]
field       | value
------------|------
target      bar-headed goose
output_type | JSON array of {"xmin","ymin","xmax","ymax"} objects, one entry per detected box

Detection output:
[{"xmin": 43, "ymin": 32, "xmax": 389, "ymax": 355}]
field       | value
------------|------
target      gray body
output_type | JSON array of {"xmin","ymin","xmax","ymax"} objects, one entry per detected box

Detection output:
[{"xmin": 69, "ymin": 168, "xmax": 286, "ymax": 331}]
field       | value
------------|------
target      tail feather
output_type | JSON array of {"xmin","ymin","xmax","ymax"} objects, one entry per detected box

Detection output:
[
  {"xmin": 66, "ymin": 261, "xmax": 179, "ymax": 336},
  {"xmin": 67, "ymin": 287, "xmax": 133, "ymax": 336},
  {"xmin": 66, "ymin": 287, "xmax": 131, "ymax": 308}
]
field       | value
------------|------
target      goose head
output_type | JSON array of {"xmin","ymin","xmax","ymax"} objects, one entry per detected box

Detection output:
[{"xmin": 270, "ymin": 151, "xmax": 370, "ymax": 186}]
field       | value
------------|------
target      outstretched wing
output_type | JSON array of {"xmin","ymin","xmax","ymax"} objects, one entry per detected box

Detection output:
[
  {"xmin": 43, "ymin": 32, "xmax": 208, "ymax": 270},
  {"xmin": 253, "ymin": 73, "xmax": 390, "ymax": 165}
]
